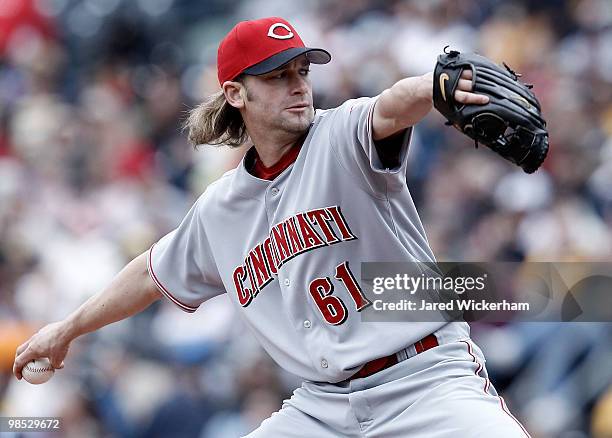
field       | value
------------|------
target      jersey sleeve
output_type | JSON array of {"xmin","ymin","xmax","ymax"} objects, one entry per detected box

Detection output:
[
  {"xmin": 328, "ymin": 96, "xmax": 413, "ymax": 193},
  {"xmin": 147, "ymin": 195, "xmax": 224, "ymax": 313}
]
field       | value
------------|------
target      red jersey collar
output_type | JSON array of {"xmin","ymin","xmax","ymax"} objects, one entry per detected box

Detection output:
[{"xmin": 251, "ymin": 134, "xmax": 307, "ymax": 180}]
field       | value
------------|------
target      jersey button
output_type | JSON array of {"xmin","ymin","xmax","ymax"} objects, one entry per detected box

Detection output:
[
  {"xmin": 284, "ymin": 278, "xmax": 290, "ymax": 287},
  {"xmin": 320, "ymin": 359, "xmax": 328, "ymax": 369},
  {"xmin": 270, "ymin": 187, "xmax": 279, "ymax": 195},
  {"xmin": 303, "ymin": 320, "xmax": 311, "ymax": 328}
]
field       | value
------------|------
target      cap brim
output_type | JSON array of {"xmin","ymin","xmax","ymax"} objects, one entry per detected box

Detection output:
[{"xmin": 243, "ymin": 47, "xmax": 331, "ymax": 76}]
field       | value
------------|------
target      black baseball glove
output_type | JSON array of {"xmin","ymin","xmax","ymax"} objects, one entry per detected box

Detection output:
[{"xmin": 433, "ymin": 48, "xmax": 549, "ymax": 173}]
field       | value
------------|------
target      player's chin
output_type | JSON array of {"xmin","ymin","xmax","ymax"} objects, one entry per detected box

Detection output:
[{"xmin": 281, "ymin": 109, "xmax": 313, "ymax": 130}]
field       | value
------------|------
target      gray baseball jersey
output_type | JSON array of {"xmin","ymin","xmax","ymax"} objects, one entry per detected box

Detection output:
[{"xmin": 148, "ymin": 95, "xmax": 469, "ymax": 383}]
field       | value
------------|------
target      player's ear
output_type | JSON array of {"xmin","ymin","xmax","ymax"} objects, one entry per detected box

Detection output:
[{"xmin": 222, "ymin": 80, "xmax": 246, "ymax": 109}]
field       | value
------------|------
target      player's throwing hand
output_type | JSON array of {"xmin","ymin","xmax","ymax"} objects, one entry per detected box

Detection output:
[{"xmin": 13, "ymin": 321, "xmax": 70, "ymax": 380}]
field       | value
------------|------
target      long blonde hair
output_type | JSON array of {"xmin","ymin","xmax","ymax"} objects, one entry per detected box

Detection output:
[{"xmin": 183, "ymin": 83, "xmax": 248, "ymax": 148}]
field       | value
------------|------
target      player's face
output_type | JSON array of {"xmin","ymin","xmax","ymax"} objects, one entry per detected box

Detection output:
[{"xmin": 243, "ymin": 56, "xmax": 314, "ymax": 135}]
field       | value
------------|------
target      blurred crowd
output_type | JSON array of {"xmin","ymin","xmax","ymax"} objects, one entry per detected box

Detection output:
[{"xmin": 1, "ymin": 0, "xmax": 611, "ymax": 437}]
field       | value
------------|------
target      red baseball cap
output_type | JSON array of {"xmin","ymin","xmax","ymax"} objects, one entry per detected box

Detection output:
[{"xmin": 217, "ymin": 17, "xmax": 331, "ymax": 85}]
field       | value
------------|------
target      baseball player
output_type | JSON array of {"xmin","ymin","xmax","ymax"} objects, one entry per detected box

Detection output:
[{"xmin": 14, "ymin": 17, "xmax": 531, "ymax": 437}]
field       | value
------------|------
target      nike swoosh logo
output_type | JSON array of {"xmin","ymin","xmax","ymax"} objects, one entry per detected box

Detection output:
[{"xmin": 440, "ymin": 73, "xmax": 450, "ymax": 101}]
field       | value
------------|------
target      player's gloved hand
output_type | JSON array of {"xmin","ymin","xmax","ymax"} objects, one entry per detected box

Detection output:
[
  {"xmin": 13, "ymin": 321, "xmax": 71, "ymax": 380},
  {"xmin": 433, "ymin": 48, "xmax": 549, "ymax": 173}
]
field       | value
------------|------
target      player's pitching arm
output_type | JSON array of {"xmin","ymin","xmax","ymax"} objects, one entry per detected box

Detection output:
[
  {"xmin": 372, "ymin": 70, "xmax": 489, "ymax": 140},
  {"xmin": 13, "ymin": 251, "xmax": 162, "ymax": 380}
]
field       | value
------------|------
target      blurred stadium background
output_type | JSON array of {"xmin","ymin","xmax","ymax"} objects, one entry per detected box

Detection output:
[{"xmin": 1, "ymin": 0, "xmax": 611, "ymax": 437}]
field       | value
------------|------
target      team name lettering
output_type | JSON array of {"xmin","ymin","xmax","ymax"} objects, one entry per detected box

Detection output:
[{"xmin": 232, "ymin": 206, "xmax": 356, "ymax": 306}]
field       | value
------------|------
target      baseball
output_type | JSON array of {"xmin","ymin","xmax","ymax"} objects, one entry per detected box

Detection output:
[{"xmin": 22, "ymin": 358, "xmax": 55, "ymax": 385}]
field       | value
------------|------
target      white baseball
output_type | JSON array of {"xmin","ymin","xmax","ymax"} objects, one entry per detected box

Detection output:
[{"xmin": 22, "ymin": 358, "xmax": 55, "ymax": 385}]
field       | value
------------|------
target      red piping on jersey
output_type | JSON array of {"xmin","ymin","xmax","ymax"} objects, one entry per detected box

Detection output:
[
  {"xmin": 148, "ymin": 243, "xmax": 198, "ymax": 313},
  {"xmin": 460, "ymin": 340, "xmax": 531, "ymax": 438}
]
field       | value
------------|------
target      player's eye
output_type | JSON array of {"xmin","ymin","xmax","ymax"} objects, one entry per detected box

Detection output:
[{"xmin": 300, "ymin": 69, "xmax": 311, "ymax": 76}]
